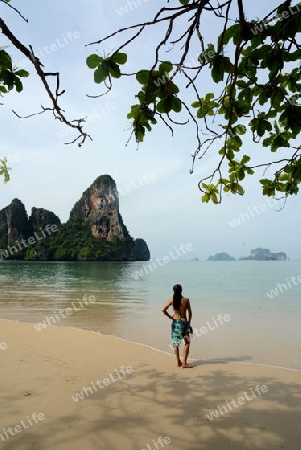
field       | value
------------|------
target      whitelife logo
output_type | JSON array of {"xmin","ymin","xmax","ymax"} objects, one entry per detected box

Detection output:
[
  {"xmin": 71, "ymin": 366, "xmax": 134, "ymax": 402},
  {"xmin": 0, "ymin": 224, "xmax": 58, "ymax": 260},
  {"xmin": 34, "ymin": 295, "xmax": 96, "ymax": 331},
  {"xmin": 0, "ymin": 342, "xmax": 8, "ymax": 351},
  {"xmin": 168, "ymin": 314, "xmax": 231, "ymax": 350},
  {"xmin": 251, "ymin": 4, "xmax": 300, "ymax": 35},
  {"xmin": 115, "ymin": 0, "xmax": 150, "ymax": 17},
  {"xmin": 266, "ymin": 274, "xmax": 301, "ymax": 299},
  {"xmin": 206, "ymin": 384, "xmax": 268, "ymax": 421},
  {"xmin": 17, "ymin": 31, "xmax": 81, "ymax": 69},
  {"xmin": 228, "ymin": 198, "xmax": 278, "ymax": 228},
  {"xmin": 141, "ymin": 436, "xmax": 171, "ymax": 450},
  {"xmin": 56, "ymin": 102, "xmax": 118, "ymax": 139},
  {"xmin": 0, "ymin": 412, "xmax": 45, "ymax": 442},
  {"xmin": 119, "ymin": 173, "xmax": 155, "ymax": 196},
  {"xmin": 132, "ymin": 243, "xmax": 193, "ymax": 280}
]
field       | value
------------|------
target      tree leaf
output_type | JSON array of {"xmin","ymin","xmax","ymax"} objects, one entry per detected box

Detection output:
[
  {"xmin": 136, "ymin": 70, "xmax": 150, "ymax": 85},
  {"xmin": 109, "ymin": 62, "xmax": 121, "ymax": 78},
  {"xmin": 14, "ymin": 69, "xmax": 29, "ymax": 77},
  {"xmin": 86, "ymin": 54, "xmax": 102, "ymax": 69},
  {"xmin": 159, "ymin": 61, "xmax": 173, "ymax": 74},
  {"xmin": 94, "ymin": 67, "xmax": 106, "ymax": 84},
  {"xmin": 171, "ymin": 96, "xmax": 182, "ymax": 112},
  {"xmin": 111, "ymin": 52, "xmax": 127, "ymax": 64},
  {"xmin": 211, "ymin": 55, "xmax": 224, "ymax": 83},
  {"xmin": 14, "ymin": 77, "xmax": 23, "ymax": 93}
]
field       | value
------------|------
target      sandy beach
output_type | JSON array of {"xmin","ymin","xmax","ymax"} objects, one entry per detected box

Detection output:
[{"xmin": 0, "ymin": 318, "xmax": 301, "ymax": 450}]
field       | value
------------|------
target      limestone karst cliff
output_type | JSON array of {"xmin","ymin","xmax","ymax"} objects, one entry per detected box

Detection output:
[
  {"xmin": 239, "ymin": 248, "xmax": 288, "ymax": 261},
  {"xmin": 70, "ymin": 175, "xmax": 127, "ymax": 241},
  {"xmin": 0, "ymin": 175, "xmax": 150, "ymax": 261},
  {"xmin": 3, "ymin": 198, "xmax": 29, "ymax": 245}
]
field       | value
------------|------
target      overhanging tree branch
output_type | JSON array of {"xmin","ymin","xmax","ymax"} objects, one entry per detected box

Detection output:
[
  {"xmin": 84, "ymin": 0, "xmax": 301, "ymax": 202},
  {"xmin": 0, "ymin": 16, "xmax": 91, "ymax": 147}
]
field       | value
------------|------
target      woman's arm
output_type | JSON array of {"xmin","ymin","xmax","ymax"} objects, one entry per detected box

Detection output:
[
  {"xmin": 187, "ymin": 299, "xmax": 192, "ymax": 323},
  {"xmin": 162, "ymin": 299, "xmax": 173, "ymax": 320}
]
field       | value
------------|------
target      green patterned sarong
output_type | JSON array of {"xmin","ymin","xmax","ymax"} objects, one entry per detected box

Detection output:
[{"xmin": 171, "ymin": 319, "xmax": 193, "ymax": 348}]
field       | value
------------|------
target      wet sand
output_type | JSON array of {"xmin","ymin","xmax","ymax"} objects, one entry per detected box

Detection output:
[{"xmin": 1, "ymin": 319, "xmax": 301, "ymax": 449}]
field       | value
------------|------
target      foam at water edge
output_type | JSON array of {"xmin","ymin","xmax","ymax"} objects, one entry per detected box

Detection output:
[{"xmin": 1, "ymin": 318, "xmax": 300, "ymax": 372}]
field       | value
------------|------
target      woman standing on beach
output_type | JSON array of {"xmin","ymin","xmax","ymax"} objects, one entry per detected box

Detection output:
[{"xmin": 162, "ymin": 284, "xmax": 194, "ymax": 368}]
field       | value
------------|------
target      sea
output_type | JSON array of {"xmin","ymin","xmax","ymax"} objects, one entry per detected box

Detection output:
[{"xmin": 0, "ymin": 260, "xmax": 300, "ymax": 371}]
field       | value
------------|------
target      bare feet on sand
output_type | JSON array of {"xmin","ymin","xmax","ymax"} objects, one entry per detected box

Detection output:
[{"xmin": 176, "ymin": 361, "xmax": 195, "ymax": 368}]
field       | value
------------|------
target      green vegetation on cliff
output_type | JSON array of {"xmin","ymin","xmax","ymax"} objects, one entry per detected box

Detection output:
[
  {"xmin": 0, "ymin": 176, "xmax": 150, "ymax": 262},
  {"xmin": 45, "ymin": 218, "xmax": 136, "ymax": 261},
  {"xmin": 0, "ymin": 213, "xmax": 147, "ymax": 262}
]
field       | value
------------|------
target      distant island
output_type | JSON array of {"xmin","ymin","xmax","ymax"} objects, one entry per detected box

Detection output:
[
  {"xmin": 207, "ymin": 252, "xmax": 236, "ymax": 261},
  {"xmin": 0, "ymin": 175, "xmax": 150, "ymax": 262},
  {"xmin": 206, "ymin": 248, "xmax": 289, "ymax": 261},
  {"xmin": 239, "ymin": 248, "xmax": 288, "ymax": 261}
]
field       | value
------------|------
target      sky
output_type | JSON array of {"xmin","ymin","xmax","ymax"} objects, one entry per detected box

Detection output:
[{"xmin": 1, "ymin": 0, "xmax": 301, "ymax": 261}]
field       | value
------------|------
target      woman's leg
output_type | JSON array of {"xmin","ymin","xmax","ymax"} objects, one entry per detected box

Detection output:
[
  {"xmin": 174, "ymin": 346, "xmax": 182, "ymax": 367},
  {"xmin": 182, "ymin": 334, "xmax": 194, "ymax": 368}
]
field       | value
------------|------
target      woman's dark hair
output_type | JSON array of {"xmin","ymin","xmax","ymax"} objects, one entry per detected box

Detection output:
[{"xmin": 173, "ymin": 284, "xmax": 182, "ymax": 310}]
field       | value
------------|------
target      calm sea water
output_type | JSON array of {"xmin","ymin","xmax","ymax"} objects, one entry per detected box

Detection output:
[{"xmin": 0, "ymin": 261, "xmax": 300, "ymax": 370}]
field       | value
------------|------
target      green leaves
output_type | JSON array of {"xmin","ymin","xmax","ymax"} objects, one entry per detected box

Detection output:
[
  {"xmin": 218, "ymin": 24, "xmax": 240, "ymax": 47},
  {"xmin": 263, "ymin": 129, "xmax": 291, "ymax": 152},
  {"xmin": 87, "ymin": 1, "xmax": 301, "ymax": 203},
  {"xmin": 0, "ymin": 49, "xmax": 29, "ymax": 96},
  {"xmin": 15, "ymin": 69, "xmax": 29, "ymax": 78},
  {"xmin": 127, "ymin": 104, "xmax": 157, "ymax": 143},
  {"xmin": 201, "ymin": 183, "xmax": 219, "ymax": 204},
  {"xmin": 94, "ymin": 66, "xmax": 107, "ymax": 84},
  {"xmin": 261, "ymin": 157, "xmax": 301, "ymax": 196},
  {"xmin": 129, "ymin": 61, "xmax": 181, "ymax": 142},
  {"xmin": 86, "ymin": 54, "xmax": 101, "ymax": 69},
  {"xmin": 0, "ymin": 50, "xmax": 28, "ymax": 183},
  {"xmin": 86, "ymin": 52, "xmax": 127, "ymax": 84},
  {"xmin": 171, "ymin": 96, "xmax": 182, "ymax": 113},
  {"xmin": 250, "ymin": 115, "xmax": 273, "ymax": 137},
  {"xmin": 0, "ymin": 157, "xmax": 10, "ymax": 184},
  {"xmin": 192, "ymin": 93, "xmax": 218, "ymax": 118},
  {"xmin": 136, "ymin": 70, "xmax": 150, "ymax": 85},
  {"xmin": 210, "ymin": 53, "xmax": 235, "ymax": 83},
  {"xmin": 279, "ymin": 105, "xmax": 301, "ymax": 135},
  {"xmin": 0, "ymin": 49, "xmax": 12, "ymax": 70},
  {"xmin": 111, "ymin": 52, "xmax": 127, "ymax": 65}
]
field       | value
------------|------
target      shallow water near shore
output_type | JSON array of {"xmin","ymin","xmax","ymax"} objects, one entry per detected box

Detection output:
[{"xmin": 0, "ymin": 260, "xmax": 300, "ymax": 370}]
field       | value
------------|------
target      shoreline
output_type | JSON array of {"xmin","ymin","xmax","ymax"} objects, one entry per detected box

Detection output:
[
  {"xmin": 2, "ymin": 317, "xmax": 300, "ymax": 373},
  {"xmin": 1, "ymin": 318, "xmax": 301, "ymax": 449}
]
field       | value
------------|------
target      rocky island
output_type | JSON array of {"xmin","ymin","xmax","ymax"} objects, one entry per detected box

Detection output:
[
  {"xmin": 207, "ymin": 252, "xmax": 236, "ymax": 261},
  {"xmin": 239, "ymin": 248, "xmax": 288, "ymax": 261},
  {"xmin": 0, "ymin": 175, "xmax": 150, "ymax": 261}
]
